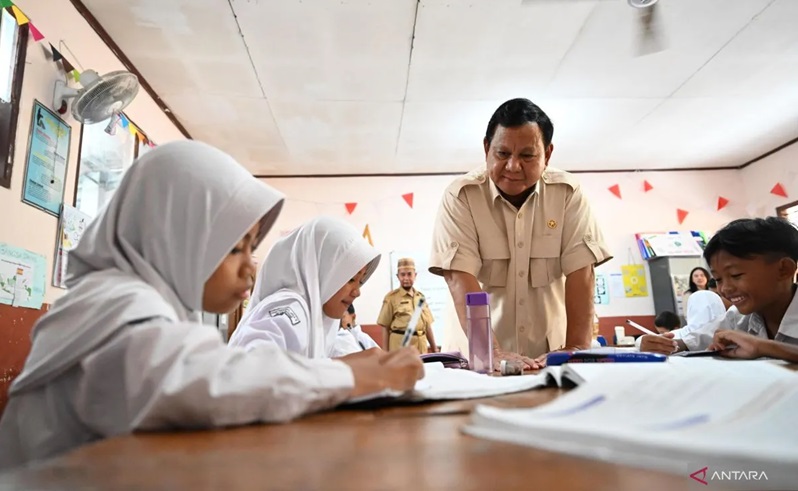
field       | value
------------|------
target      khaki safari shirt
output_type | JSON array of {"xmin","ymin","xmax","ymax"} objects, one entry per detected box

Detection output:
[
  {"xmin": 429, "ymin": 167, "xmax": 611, "ymax": 357},
  {"xmin": 377, "ymin": 288, "xmax": 434, "ymax": 351}
]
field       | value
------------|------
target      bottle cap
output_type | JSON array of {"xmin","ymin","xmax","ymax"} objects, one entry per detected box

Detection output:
[{"xmin": 466, "ymin": 292, "xmax": 489, "ymax": 306}]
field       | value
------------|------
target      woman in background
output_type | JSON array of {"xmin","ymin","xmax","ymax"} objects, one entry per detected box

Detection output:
[{"xmin": 682, "ymin": 266, "xmax": 710, "ymax": 314}]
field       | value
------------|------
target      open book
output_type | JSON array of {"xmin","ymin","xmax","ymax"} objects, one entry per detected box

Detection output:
[
  {"xmin": 463, "ymin": 359, "xmax": 798, "ymax": 484},
  {"xmin": 345, "ymin": 362, "xmax": 551, "ymax": 405}
]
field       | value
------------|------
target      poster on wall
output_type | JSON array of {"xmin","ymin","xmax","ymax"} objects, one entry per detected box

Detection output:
[
  {"xmin": 52, "ymin": 204, "xmax": 92, "ymax": 289},
  {"xmin": 21, "ymin": 100, "xmax": 71, "ymax": 217},
  {"xmin": 388, "ymin": 250, "xmax": 450, "ymax": 347},
  {"xmin": 621, "ymin": 264, "xmax": 648, "ymax": 298},
  {"xmin": 594, "ymin": 274, "xmax": 610, "ymax": 305},
  {"xmin": 670, "ymin": 274, "xmax": 689, "ymax": 316},
  {"xmin": 0, "ymin": 242, "xmax": 46, "ymax": 309}
]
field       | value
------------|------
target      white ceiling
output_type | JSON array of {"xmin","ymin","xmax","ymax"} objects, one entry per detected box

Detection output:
[{"xmin": 80, "ymin": 0, "xmax": 798, "ymax": 175}]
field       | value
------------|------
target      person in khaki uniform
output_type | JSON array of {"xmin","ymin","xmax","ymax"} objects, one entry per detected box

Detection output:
[
  {"xmin": 429, "ymin": 98, "xmax": 611, "ymax": 370},
  {"xmin": 377, "ymin": 258, "xmax": 438, "ymax": 353}
]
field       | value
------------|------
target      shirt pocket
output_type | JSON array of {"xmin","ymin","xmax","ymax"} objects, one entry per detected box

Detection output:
[
  {"xmin": 478, "ymin": 241, "xmax": 510, "ymax": 287},
  {"xmin": 529, "ymin": 235, "xmax": 562, "ymax": 288}
]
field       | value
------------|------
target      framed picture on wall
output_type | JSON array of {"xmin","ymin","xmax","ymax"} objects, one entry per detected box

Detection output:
[
  {"xmin": 72, "ymin": 114, "xmax": 137, "ymax": 218},
  {"xmin": 20, "ymin": 100, "xmax": 71, "ymax": 217}
]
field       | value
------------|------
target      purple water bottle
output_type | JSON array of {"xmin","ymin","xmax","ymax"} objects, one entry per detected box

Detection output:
[{"xmin": 466, "ymin": 292, "xmax": 493, "ymax": 374}]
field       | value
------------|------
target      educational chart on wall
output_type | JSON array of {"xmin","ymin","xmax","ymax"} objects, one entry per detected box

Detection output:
[
  {"xmin": 0, "ymin": 243, "xmax": 46, "ymax": 309},
  {"xmin": 21, "ymin": 100, "xmax": 71, "ymax": 217},
  {"xmin": 389, "ymin": 250, "xmax": 450, "ymax": 346},
  {"xmin": 594, "ymin": 274, "xmax": 610, "ymax": 305},
  {"xmin": 53, "ymin": 204, "xmax": 92, "ymax": 288},
  {"xmin": 621, "ymin": 264, "xmax": 648, "ymax": 298}
]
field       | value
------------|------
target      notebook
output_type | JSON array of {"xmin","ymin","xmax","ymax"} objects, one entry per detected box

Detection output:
[{"xmin": 463, "ymin": 359, "xmax": 798, "ymax": 484}]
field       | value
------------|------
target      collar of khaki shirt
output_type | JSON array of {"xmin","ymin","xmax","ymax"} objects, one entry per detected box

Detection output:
[{"xmin": 487, "ymin": 174, "xmax": 541, "ymax": 209}]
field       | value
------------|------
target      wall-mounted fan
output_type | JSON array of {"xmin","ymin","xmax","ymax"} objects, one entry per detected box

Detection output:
[{"xmin": 52, "ymin": 69, "xmax": 139, "ymax": 124}]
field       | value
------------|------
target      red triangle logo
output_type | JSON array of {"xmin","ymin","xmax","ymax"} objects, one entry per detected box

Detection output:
[
  {"xmin": 770, "ymin": 183, "xmax": 788, "ymax": 198},
  {"xmin": 717, "ymin": 196, "xmax": 729, "ymax": 211},
  {"xmin": 608, "ymin": 184, "xmax": 622, "ymax": 199},
  {"xmin": 677, "ymin": 209, "xmax": 689, "ymax": 225},
  {"xmin": 643, "ymin": 180, "xmax": 653, "ymax": 192},
  {"xmin": 402, "ymin": 192, "xmax": 414, "ymax": 209},
  {"xmin": 345, "ymin": 202, "xmax": 357, "ymax": 215}
]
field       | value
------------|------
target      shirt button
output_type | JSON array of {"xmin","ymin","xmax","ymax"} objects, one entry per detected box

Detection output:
[
  {"xmin": 450, "ymin": 241, "xmax": 458, "ymax": 247},
  {"xmin": 518, "ymin": 270, "xmax": 525, "ymax": 277},
  {"xmin": 518, "ymin": 212, "xmax": 524, "ymax": 219},
  {"xmin": 519, "ymin": 298, "xmax": 525, "ymax": 305},
  {"xmin": 519, "ymin": 325, "xmax": 525, "ymax": 333},
  {"xmin": 517, "ymin": 241, "xmax": 524, "ymax": 248},
  {"xmin": 585, "ymin": 233, "xmax": 593, "ymax": 241}
]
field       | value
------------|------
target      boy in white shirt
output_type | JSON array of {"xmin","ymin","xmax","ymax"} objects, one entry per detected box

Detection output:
[{"xmin": 333, "ymin": 304, "xmax": 381, "ymax": 357}]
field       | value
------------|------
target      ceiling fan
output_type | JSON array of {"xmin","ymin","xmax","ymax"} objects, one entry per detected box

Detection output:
[{"xmin": 521, "ymin": 0, "xmax": 665, "ymax": 56}]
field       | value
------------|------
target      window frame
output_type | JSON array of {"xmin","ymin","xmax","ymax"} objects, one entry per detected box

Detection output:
[{"xmin": 0, "ymin": 15, "xmax": 29, "ymax": 189}]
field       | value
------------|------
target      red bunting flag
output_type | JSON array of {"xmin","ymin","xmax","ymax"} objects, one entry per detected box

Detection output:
[
  {"xmin": 770, "ymin": 183, "xmax": 788, "ymax": 198},
  {"xmin": 402, "ymin": 192, "xmax": 414, "ymax": 209},
  {"xmin": 642, "ymin": 180, "xmax": 653, "ymax": 192},
  {"xmin": 717, "ymin": 196, "xmax": 729, "ymax": 211},
  {"xmin": 608, "ymin": 184, "xmax": 622, "ymax": 199},
  {"xmin": 362, "ymin": 224, "xmax": 373, "ymax": 246},
  {"xmin": 344, "ymin": 202, "xmax": 357, "ymax": 215},
  {"xmin": 676, "ymin": 209, "xmax": 689, "ymax": 225},
  {"xmin": 29, "ymin": 23, "xmax": 44, "ymax": 42}
]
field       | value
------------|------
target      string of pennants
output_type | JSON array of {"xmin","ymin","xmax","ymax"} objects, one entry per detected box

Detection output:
[
  {"xmin": 289, "ymin": 192, "xmax": 415, "ymax": 216},
  {"xmin": 606, "ymin": 176, "xmax": 792, "ymax": 225},
  {"xmin": 1, "ymin": 0, "xmax": 156, "ymax": 148}
]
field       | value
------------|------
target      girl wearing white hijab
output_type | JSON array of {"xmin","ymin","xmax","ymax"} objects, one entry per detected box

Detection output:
[
  {"xmin": 638, "ymin": 290, "xmax": 728, "ymax": 354},
  {"xmin": 229, "ymin": 216, "xmax": 381, "ymax": 358},
  {"xmin": 0, "ymin": 141, "xmax": 422, "ymax": 470}
]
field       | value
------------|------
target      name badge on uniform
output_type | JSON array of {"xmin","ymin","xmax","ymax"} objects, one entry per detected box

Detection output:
[{"xmin": 269, "ymin": 307, "xmax": 300, "ymax": 326}]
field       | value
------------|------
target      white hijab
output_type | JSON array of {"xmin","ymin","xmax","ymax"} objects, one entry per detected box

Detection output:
[
  {"xmin": 685, "ymin": 290, "xmax": 727, "ymax": 326},
  {"xmin": 10, "ymin": 140, "xmax": 284, "ymax": 394},
  {"xmin": 243, "ymin": 216, "xmax": 380, "ymax": 358}
]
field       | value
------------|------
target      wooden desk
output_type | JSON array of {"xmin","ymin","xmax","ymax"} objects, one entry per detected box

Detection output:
[{"xmin": 0, "ymin": 388, "xmax": 687, "ymax": 490}]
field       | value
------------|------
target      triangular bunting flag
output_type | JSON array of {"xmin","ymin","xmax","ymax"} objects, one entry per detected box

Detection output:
[
  {"xmin": 676, "ymin": 209, "xmax": 689, "ymax": 225},
  {"xmin": 137, "ymin": 131, "xmax": 146, "ymax": 142},
  {"xmin": 608, "ymin": 184, "xmax": 622, "ymax": 200},
  {"xmin": 11, "ymin": 6, "xmax": 29, "ymax": 25},
  {"xmin": 770, "ymin": 183, "xmax": 788, "ymax": 198},
  {"xmin": 642, "ymin": 180, "xmax": 653, "ymax": 192},
  {"xmin": 344, "ymin": 202, "xmax": 357, "ymax": 215},
  {"xmin": 717, "ymin": 196, "xmax": 729, "ymax": 211},
  {"xmin": 119, "ymin": 114, "xmax": 129, "ymax": 128},
  {"xmin": 0, "ymin": 1, "xmax": 14, "ymax": 9},
  {"xmin": 71, "ymin": 69, "xmax": 80, "ymax": 82},
  {"xmin": 148, "ymin": 140, "xmax": 156, "ymax": 148},
  {"xmin": 362, "ymin": 224, "xmax": 373, "ymax": 247},
  {"xmin": 49, "ymin": 44, "xmax": 63, "ymax": 62},
  {"xmin": 128, "ymin": 123, "xmax": 138, "ymax": 137},
  {"xmin": 29, "ymin": 23, "xmax": 44, "ymax": 42},
  {"xmin": 62, "ymin": 58, "xmax": 74, "ymax": 74},
  {"xmin": 401, "ymin": 192, "xmax": 413, "ymax": 209}
]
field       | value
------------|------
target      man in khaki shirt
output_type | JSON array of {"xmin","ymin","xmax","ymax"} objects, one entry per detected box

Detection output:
[
  {"xmin": 377, "ymin": 258, "xmax": 438, "ymax": 353},
  {"xmin": 429, "ymin": 98, "xmax": 611, "ymax": 369}
]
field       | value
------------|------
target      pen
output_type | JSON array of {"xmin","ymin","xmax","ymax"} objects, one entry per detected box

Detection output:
[
  {"xmin": 626, "ymin": 319, "xmax": 658, "ymax": 336},
  {"xmin": 401, "ymin": 298, "xmax": 425, "ymax": 348}
]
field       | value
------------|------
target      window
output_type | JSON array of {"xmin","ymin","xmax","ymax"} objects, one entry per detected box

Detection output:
[
  {"xmin": 0, "ymin": 10, "xmax": 28, "ymax": 189},
  {"xmin": 73, "ymin": 116, "xmax": 139, "ymax": 217},
  {"xmin": 776, "ymin": 200, "xmax": 798, "ymax": 228}
]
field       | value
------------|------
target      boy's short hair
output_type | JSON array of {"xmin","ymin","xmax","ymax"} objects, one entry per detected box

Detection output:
[
  {"xmin": 347, "ymin": 304, "xmax": 355, "ymax": 315},
  {"xmin": 654, "ymin": 311, "xmax": 681, "ymax": 330},
  {"xmin": 704, "ymin": 217, "xmax": 798, "ymax": 263},
  {"xmin": 707, "ymin": 278, "xmax": 718, "ymax": 289}
]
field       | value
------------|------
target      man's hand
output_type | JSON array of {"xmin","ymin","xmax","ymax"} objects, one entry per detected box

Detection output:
[
  {"xmin": 708, "ymin": 330, "xmax": 764, "ymax": 359},
  {"xmin": 427, "ymin": 345, "xmax": 439, "ymax": 353},
  {"xmin": 342, "ymin": 347, "xmax": 424, "ymax": 398},
  {"xmin": 492, "ymin": 348, "xmax": 543, "ymax": 372},
  {"xmin": 531, "ymin": 346, "xmax": 589, "ymax": 369},
  {"xmin": 639, "ymin": 332, "xmax": 678, "ymax": 355}
]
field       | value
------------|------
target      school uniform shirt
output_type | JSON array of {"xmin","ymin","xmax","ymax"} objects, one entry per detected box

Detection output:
[
  {"xmin": 429, "ymin": 167, "xmax": 611, "ymax": 357},
  {"xmin": 0, "ymin": 141, "xmax": 355, "ymax": 470},
  {"xmin": 636, "ymin": 290, "xmax": 727, "ymax": 351},
  {"xmin": 331, "ymin": 325, "xmax": 381, "ymax": 358},
  {"xmin": 230, "ymin": 216, "xmax": 381, "ymax": 359}
]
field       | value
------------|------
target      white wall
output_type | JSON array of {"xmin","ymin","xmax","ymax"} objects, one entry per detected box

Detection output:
[
  {"xmin": 739, "ymin": 141, "xmax": 798, "ymax": 217},
  {"xmin": 259, "ymin": 166, "xmax": 748, "ymax": 348},
  {"xmin": 0, "ymin": 0, "xmax": 185, "ymax": 304}
]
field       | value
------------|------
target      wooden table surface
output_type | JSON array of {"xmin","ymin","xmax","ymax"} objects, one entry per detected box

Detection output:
[{"xmin": 0, "ymin": 386, "xmax": 690, "ymax": 491}]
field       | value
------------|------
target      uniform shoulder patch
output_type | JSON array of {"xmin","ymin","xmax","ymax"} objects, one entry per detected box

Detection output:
[{"xmin": 269, "ymin": 306, "xmax": 300, "ymax": 326}]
